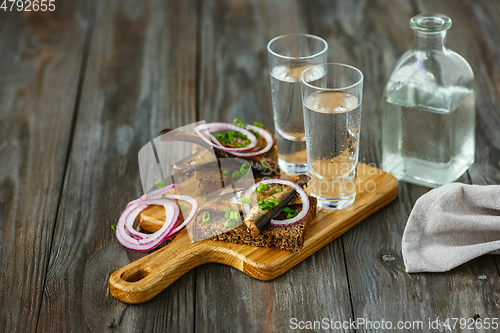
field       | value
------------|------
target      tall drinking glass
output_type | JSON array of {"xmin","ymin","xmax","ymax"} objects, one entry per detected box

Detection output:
[
  {"xmin": 267, "ymin": 34, "xmax": 328, "ymax": 174},
  {"xmin": 301, "ymin": 63, "xmax": 364, "ymax": 209}
]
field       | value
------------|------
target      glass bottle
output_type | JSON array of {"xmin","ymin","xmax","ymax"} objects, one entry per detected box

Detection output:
[{"xmin": 382, "ymin": 13, "xmax": 475, "ymax": 187}]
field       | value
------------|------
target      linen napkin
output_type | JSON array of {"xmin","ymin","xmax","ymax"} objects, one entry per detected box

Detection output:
[{"xmin": 402, "ymin": 183, "xmax": 500, "ymax": 273}]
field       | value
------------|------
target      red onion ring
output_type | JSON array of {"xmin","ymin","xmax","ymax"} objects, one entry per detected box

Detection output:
[
  {"xmin": 130, "ymin": 199, "xmax": 179, "ymax": 245},
  {"xmin": 242, "ymin": 179, "xmax": 309, "ymax": 226},
  {"xmin": 116, "ymin": 203, "xmax": 148, "ymax": 248},
  {"xmin": 194, "ymin": 123, "xmax": 257, "ymax": 153},
  {"xmin": 126, "ymin": 199, "xmax": 178, "ymax": 241},
  {"xmin": 208, "ymin": 124, "xmax": 273, "ymax": 157},
  {"xmin": 115, "ymin": 183, "xmax": 198, "ymax": 251},
  {"xmin": 116, "ymin": 201, "xmax": 177, "ymax": 251}
]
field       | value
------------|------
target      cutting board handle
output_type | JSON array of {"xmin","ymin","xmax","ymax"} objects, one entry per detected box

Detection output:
[{"xmin": 109, "ymin": 232, "xmax": 209, "ymax": 304}]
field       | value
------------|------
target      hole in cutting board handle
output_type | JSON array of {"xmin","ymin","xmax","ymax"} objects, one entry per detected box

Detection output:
[{"xmin": 121, "ymin": 266, "xmax": 152, "ymax": 282}]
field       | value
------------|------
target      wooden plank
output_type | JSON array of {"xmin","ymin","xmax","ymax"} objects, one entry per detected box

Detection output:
[
  {"xmin": 0, "ymin": 3, "xmax": 91, "ymax": 332},
  {"xmin": 340, "ymin": 0, "xmax": 500, "ymax": 327},
  {"xmin": 35, "ymin": 0, "xmax": 198, "ymax": 331},
  {"xmin": 196, "ymin": 0, "xmax": 354, "ymax": 331}
]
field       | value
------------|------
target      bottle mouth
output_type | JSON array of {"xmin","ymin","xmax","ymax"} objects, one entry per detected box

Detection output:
[{"xmin": 410, "ymin": 13, "xmax": 452, "ymax": 33}]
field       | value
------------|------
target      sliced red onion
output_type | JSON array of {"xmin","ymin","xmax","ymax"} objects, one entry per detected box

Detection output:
[
  {"xmin": 116, "ymin": 202, "xmax": 177, "ymax": 252},
  {"xmin": 242, "ymin": 179, "xmax": 309, "ymax": 226},
  {"xmin": 194, "ymin": 123, "xmax": 257, "ymax": 153},
  {"xmin": 126, "ymin": 199, "xmax": 178, "ymax": 241},
  {"xmin": 115, "ymin": 203, "xmax": 148, "ymax": 249},
  {"xmin": 115, "ymin": 183, "xmax": 198, "ymax": 251},
  {"xmin": 208, "ymin": 124, "xmax": 273, "ymax": 157}
]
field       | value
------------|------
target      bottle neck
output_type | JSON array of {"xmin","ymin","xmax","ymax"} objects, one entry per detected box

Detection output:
[{"xmin": 413, "ymin": 31, "xmax": 446, "ymax": 52}]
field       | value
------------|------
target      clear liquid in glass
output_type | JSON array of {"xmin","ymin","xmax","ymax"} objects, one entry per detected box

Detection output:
[
  {"xmin": 270, "ymin": 64, "xmax": 323, "ymax": 174},
  {"xmin": 303, "ymin": 91, "xmax": 361, "ymax": 209}
]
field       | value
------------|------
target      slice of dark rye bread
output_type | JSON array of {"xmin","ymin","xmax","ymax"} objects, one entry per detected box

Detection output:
[{"xmin": 194, "ymin": 196, "xmax": 317, "ymax": 252}]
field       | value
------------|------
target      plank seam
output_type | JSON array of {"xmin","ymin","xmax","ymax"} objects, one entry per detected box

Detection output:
[
  {"xmin": 340, "ymin": 235, "xmax": 357, "ymax": 328},
  {"xmin": 34, "ymin": 1, "xmax": 98, "ymax": 331}
]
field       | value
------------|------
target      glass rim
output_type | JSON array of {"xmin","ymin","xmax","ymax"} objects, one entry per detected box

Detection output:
[
  {"xmin": 267, "ymin": 33, "xmax": 328, "ymax": 60},
  {"xmin": 300, "ymin": 63, "xmax": 364, "ymax": 91}
]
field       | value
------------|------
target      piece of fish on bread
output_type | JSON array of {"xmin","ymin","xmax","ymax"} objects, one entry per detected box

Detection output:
[
  {"xmin": 194, "ymin": 178, "xmax": 316, "ymax": 252},
  {"xmin": 195, "ymin": 196, "xmax": 316, "ymax": 252}
]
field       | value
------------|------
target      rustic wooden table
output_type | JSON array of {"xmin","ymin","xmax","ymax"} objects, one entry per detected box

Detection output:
[{"xmin": 1, "ymin": 0, "xmax": 499, "ymax": 332}]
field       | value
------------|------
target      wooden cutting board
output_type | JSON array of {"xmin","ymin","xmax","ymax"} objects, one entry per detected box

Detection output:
[{"xmin": 109, "ymin": 163, "xmax": 398, "ymax": 304}]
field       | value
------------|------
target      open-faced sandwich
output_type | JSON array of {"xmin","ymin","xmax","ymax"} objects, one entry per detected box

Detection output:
[
  {"xmin": 193, "ymin": 175, "xmax": 316, "ymax": 252},
  {"xmin": 159, "ymin": 118, "xmax": 280, "ymax": 195}
]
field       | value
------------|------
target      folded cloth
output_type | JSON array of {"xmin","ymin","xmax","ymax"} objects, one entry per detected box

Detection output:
[{"xmin": 402, "ymin": 183, "xmax": 500, "ymax": 273}]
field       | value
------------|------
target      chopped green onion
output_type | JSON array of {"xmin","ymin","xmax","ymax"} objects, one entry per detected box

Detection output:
[
  {"xmin": 224, "ymin": 219, "xmax": 235, "ymax": 228},
  {"xmin": 273, "ymin": 187, "xmax": 283, "ymax": 193},
  {"xmin": 111, "ymin": 224, "xmax": 116, "ymax": 231},
  {"xmin": 218, "ymin": 137, "xmax": 232, "ymax": 143},
  {"xmin": 253, "ymin": 121, "xmax": 264, "ymax": 128},
  {"xmin": 258, "ymin": 199, "xmax": 265, "ymax": 205},
  {"xmin": 287, "ymin": 210, "xmax": 298, "ymax": 219},
  {"xmin": 156, "ymin": 180, "xmax": 165, "ymax": 189},
  {"xmin": 231, "ymin": 211, "xmax": 240, "ymax": 221},
  {"xmin": 283, "ymin": 207, "xmax": 292, "ymax": 213},
  {"xmin": 239, "ymin": 163, "xmax": 251, "ymax": 176},
  {"xmin": 233, "ymin": 117, "xmax": 243, "ymax": 127},
  {"xmin": 253, "ymin": 131, "xmax": 260, "ymax": 138},
  {"xmin": 178, "ymin": 203, "xmax": 186, "ymax": 210},
  {"xmin": 217, "ymin": 133, "xmax": 225, "ymax": 139},
  {"xmin": 259, "ymin": 204, "xmax": 272, "ymax": 210},
  {"xmin": 224, "ymin": 206, "xmax": 231, "ymax": 219},
  {"xmin": 223, "ymin": 169, "xmax": 230, "ymax": 175},
  {"xmin": 240, "ymin": 162, "xmax": 251, "ymax": 172},
  {"xmin": 236, "ymin": 143, "xmax": 246, "ymax": 148},
  {"xmin": 232, "ymin": 171, "xmax": 241, "ymax": 179},
  {"xmin": 203, "ymin": 196, "xmax": 208, "ymax": 201},
  {"xmin": 266, "ymin": 198, "xmax": 279, "ymax": 207},
  {"xmin": 202, "ymin": 212, "xmax": 210, "ymax": 223},
  {"xmin": 239, "ymin": 197, "xmax": 251, "ymax": 204},
  {"xmin": 160, "ymin": 194, "xmax": 166, "ymax": 199},
  {"xmin": 261, "ymin": 161, "xmax": 268, "ymax": 171},
  {"xmin": 256, "ymin": 183, "xmax": 268, "ymax": 193},
  {"xmin": 227, "ymin": 131, "xmax": 235, "ymax": 141},
  {"xmin": 236, "ymin": 133, "xmax": 247, "ymax": 139}
]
